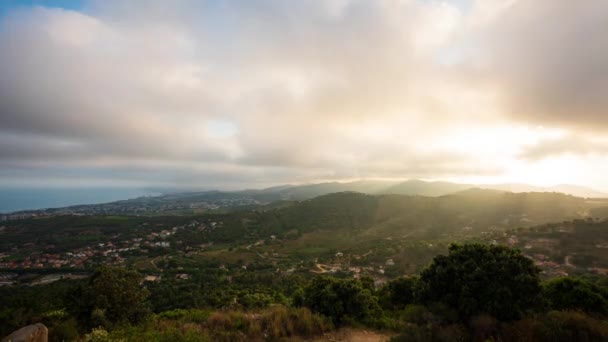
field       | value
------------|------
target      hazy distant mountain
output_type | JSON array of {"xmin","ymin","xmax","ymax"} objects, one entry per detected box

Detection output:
[
  {"xmin": 4, "ymin": 179, "xmax": 606, "ymax": 216},
  {"xmin": 380, "ymin": 180, "xmax": 472, "ymax": 196},
  {"xmin": 264, "ymin": 179, "xmax": 608, "ymax": 199},
  {"xmin": 267, "ymin": 180, "xmax": 398, "ymax": 200}
]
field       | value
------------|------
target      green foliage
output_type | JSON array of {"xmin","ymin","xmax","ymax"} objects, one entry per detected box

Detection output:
[
  {"xmin": 3, "ymin": 237, "xmax": 608, "ymax": 341},
  {"xmin": 0, "ymin": 279, "xmax": 83, "ymax": 337},
  {"xmin": 156, "ymin": 309, "xmax": 211, "ymax": 323},
  {"xmin": 380, "ymin": 276, "xmax": 420, "ymax": 310},
  {"xmin": 102, "ymin": 322, "xmax": 207, "ymax": 342},
  {"xmin": 301, "ymin": 276, "xmax": 381, "ymax": 325},
  {"xmin": 84, "ymin": 327, "xmax": 124, "ymax": 342},
  {"xmin": 400, "ymin": 305, "xmax": 435, "ymax": 325},
  {"xmin": 292, "ymin": 287, "xmax": 305, "ymax": 307},
  {"xmin": 418, "ymin": 243, "xmax": 542, "ymax": 321},
  {"xmin": 142, "ymin": 269, "xmax": 305, "ymax": 313},
  {"xmin": 543, "ymin": 277, "xmax": 608, "ymax": 314},
  {"xmin": 238, "ymin": 292, "xmax": 273, "ymax": 309},
  {"xmin": 259, "ymin": 306, "xmax": 332, "ymax": 339},
  {"xmin": 72, "ymin": 266, "xmax": 151, "ymax": 328},
  {"xmin": 49, "ymin": 317, "xmax": 80, "ymax": 342}
]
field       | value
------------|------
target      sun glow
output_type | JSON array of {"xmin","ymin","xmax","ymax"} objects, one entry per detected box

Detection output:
[{"xmin": 501, "ymin": 156, "xmax": 584, "ymax": 187}]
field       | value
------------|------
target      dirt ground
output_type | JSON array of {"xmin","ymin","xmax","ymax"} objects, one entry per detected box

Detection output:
[{"xmin": 310, "ymin": 328, "xmax": 394, "ymax": 342}]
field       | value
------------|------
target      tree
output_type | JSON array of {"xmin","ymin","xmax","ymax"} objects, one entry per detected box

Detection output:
[
  {"xmin": 543, "ymin": 277, "xmax": 608, "ymax": 315},
  {"xmin": 71, "ymin": 266, "xmax": 150, "ymax": 328},
  {"xmin": 301, "ymin": 276, "xmax": 381, "ymax": 324},
  {"xmin": 379, "ymin": 276, "xmax": 419, "ymax": 310},
  {"xmin": 418, "ymin": 244, "xmax": 541, "ymax": 321}
]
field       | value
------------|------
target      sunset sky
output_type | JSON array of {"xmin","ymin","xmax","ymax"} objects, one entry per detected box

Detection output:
[{"xmin": 1, "ymin": 0, "xmax": 607, "ymax": 192}]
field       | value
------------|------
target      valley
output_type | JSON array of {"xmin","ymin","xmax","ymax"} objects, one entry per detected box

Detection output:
[
  {"xmin": 2, "ymin": 189, "xmax": 608, "ymax": 341},
  {"xmin": 2, "ymin": 190, "xmax": 608, "ymax": 286}
]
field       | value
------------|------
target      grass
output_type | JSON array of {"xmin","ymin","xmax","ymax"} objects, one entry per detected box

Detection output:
[{"xmin": 104, "ymin": 306, "xmax": 332, "ymax": 342}]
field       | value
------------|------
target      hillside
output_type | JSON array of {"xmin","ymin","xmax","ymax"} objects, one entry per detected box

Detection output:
[
  {"xmin": 4, "ymin": 179, "xmax": 606, "ymax": 218},
  {"xmin": 250, "ymin": 189, "xmax": 591, "ymax": 238},
  {"xmin": 1, "ymin": 190, "xmax": 599, "ymax": 250},
  {"xmin": 3, "ymin": 190, "xmax": 606, "ymax": 280}
]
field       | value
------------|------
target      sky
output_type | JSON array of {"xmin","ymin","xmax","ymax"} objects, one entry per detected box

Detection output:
[{"xmin": 1, "ymin": 0, "xmax": 608, "ymax": 194}]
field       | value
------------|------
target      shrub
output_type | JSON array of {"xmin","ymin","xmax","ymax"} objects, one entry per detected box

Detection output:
[
  {"xmin": 400, "ymin": 304, "xmax": 434, "ymax": 325},
  {"xmin": 499, "ymin": 311, "xmax": 608, "ymax": 342},
  {"xmin": 545, "ymin": 311, "xmax": 608, "ymax": 341},
  {"xmin": 105, "ymin": 319, "xmax": 208, "ymax": 342},
  {"xmin": 418, "ymin": 244, "xmax": 541, "ymax": 321},
  {"xmin": 301, "ymin": 276, "xmax": 382, "ymax": 324},
  {"xmin": 157, "ymin": 309, "xmax": 211, "ymax": 323},
  {"xmin": 49, "ymin": 318, "xmax": 80, "ymax": 342},
  {"xmin": 543, "ymin": 277, "xmax": 608, "ymax": 315},
  {"xmin": 380, "ymin": 277, "xmax": 420, "ymax": 310},
  {"xmin": 204, "ymin": 306, "xmax": 330, "ymax": 340},
  {"xmin": 238, "ymin": 292, "xmax": 273, "ymax": 309},
  {"xmin": 72, "ymin": 266, "xmax": 151, "ymax": 328},
  {"xmin": 84, "ymin": 327, "xmax": 124, "ymax": 342},
  {"xmin": 266, "ymin": 306, "xmax": 331, "ymax": 338}
]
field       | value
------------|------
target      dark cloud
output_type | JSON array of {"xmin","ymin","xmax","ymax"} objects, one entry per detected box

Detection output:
[{"xmin": 479, "ymin": 0, "xmax": 608, "ymax": 129}]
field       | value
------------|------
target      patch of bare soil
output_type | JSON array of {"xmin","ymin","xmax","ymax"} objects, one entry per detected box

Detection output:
[{"xmin": 308, "ymin": 328, "xmax": 394, "ymax": 342}]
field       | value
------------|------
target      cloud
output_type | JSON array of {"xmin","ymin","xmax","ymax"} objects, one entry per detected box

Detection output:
[
  {"xmin": 520, "ymin": 134, "xmax": 608, "ymax": 161},
  {"xmin": 0, "ymin": 0, "xmax": 606, "ymax": 190},
  {"xmin": 475, "ymin": 0, "xmax": 608, "ymax": 129}
]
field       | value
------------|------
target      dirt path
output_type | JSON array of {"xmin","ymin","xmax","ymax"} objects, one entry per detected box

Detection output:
[
  {"xmin": 310, "ymin": 328, "xmax": 394, "ymax": 342},
  {"xmin": 565, "ymin": 255, "xmax": 574, "ymax": 267}
]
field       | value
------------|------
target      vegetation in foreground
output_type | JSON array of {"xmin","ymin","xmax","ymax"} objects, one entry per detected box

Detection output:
[{"xmin": 2, "ymin": 243, "xmax": 608, "ymax": 341}]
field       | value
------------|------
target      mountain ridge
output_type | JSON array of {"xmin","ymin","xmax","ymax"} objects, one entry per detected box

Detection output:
[
  {"xmin": 263, "ymin": 179, "xmax": 608, "ymax": 200},
  {"xmin": 2, "ymin": 179, "xmax": 607, "ymax": 216}
]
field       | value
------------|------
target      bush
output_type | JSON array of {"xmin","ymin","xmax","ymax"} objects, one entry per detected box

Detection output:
[
  {"xmin": 105, "ymin": 319, "xmax": 208, "ymax": 341},
  {"xmin": 157, "ymin": 309, "xmax": 211, "ymax": 323},
  {"xmin": 301, "ymin": 276, "xmax": 382, "ymax": 324},
  {"xmin": 380, "ymin": 277, "xmax": 420, "ymax": 310},
  {"xmin": 418, "ymin": 244, "xmax": 541, "ymax": 321},
  {"xmin": 400, "ymin": 304, "xmax": 434, "ymax": 325},
  {"xmin": 71, "ymin": 266, "xmax": 151, "ymax": 328},
  {"xmin": 207, "ymin": 306, "xmax": 331, "ymax": 339},
  {"xmin": 84, "ymin": 327, "xmax": 123, "ymax": 342},
  {"xmin": 499, "ymin": 311, "xmax": 608, "ymax": 342},
  {"xmin": 238, "ymin": 292, "xmax": 273, "ymax": 309},
  {"xmin": 543, "ymin": 277, "xmax": 608, "ymax": 315},
  {"xmin": 49, "ymin": 318, "xmax": 80, "ymax": 342},
  {"xmin": 266, "ymin": 306, "xmax": 330, "ymax": 338}
]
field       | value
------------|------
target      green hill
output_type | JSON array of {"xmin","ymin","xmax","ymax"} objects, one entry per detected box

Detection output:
[{"xmin": 245, "ymin": 189, "xmax": 590, "ymax": 240}]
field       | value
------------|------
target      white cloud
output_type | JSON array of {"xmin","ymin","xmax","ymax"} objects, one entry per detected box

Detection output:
[{"xmin": 0, "ymin": 0, "xmax": 607, "ymax": 190}]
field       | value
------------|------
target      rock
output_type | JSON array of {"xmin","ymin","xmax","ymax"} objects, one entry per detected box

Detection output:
[{"xmin": 2, "ymin": 324, "xmax": 48, "ymax": 342}]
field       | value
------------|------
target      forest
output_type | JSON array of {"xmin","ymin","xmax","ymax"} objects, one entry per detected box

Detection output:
[{"xmin": 2, "ymin": 244, "xmax": 608, "ymax": 341}]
